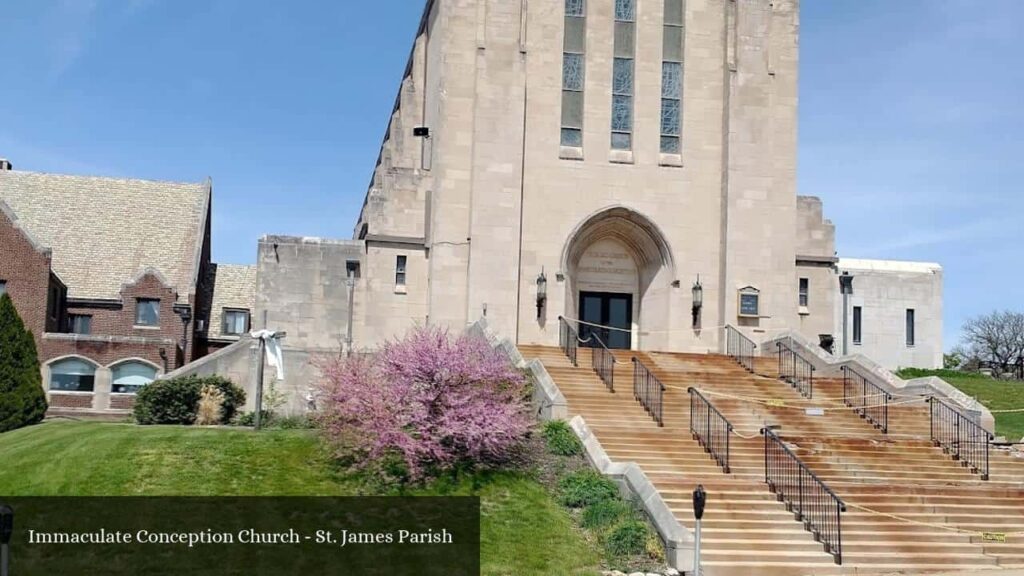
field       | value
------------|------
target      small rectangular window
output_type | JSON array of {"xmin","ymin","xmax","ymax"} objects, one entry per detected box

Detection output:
[
  {"xmin": 853, "ymin": 306, "xmax": 862, "ymax": 344},
  {"xmin": 69, "ymin": 314, "xmax": 92, "ymax": 335},
  {"xmin": 798, "ymin": 278, "xmax": 809, "ymax": 307},
  {"xmin": 135, "ymin": 298, "xmax": 160, "ymax": 326},
  {"xmin": 395, "ymin": 255, "xmax": 407, "ymax": 287},
  {"xmin": 223, "ymin": 309, "xmax": 251, "ymax": 336},
  {"xmin": 906, "ymin": 309, "xmax": 915, "ymax": 347},
  {"xmin": 0, "ymin": 280, "xmax": 7, "ymax": 296}
]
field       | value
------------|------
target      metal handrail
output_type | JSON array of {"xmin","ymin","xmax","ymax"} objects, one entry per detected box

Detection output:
[
  {"xmin": 776, "ymin": 340, "xmax": 814, "ymax": 398},
  {"xmin": 557, "ymin": 316, "xmax": 578, "ymax": 367},
  {"xmin": 632, "ymin": 357, "xmax": 665, "ymax": 427},
  {"xmin": 590, "ymin": 333, "xmax": 616, "ymax": 393},
  {"xmin": 689, "ymin": 387, "xmax": 734, "ymax": 473},
  {"xmin": 724, "ymin": 325, "xmax": 757, "ymax": 372},
  {"xmin": 762, "ymin": 427, "xmax": 846, "ymax": 564},
  {"xmin": 841, "ymin": 365, "xmax": 891, "ymax": 433},
  {"xmin": 929, "ymin": 397, "xmax": 993, "ymax": 481}
]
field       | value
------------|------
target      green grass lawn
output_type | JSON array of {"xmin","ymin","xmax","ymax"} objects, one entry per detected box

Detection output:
[
  {"xmin": 898, "ymin": 368, "xmax": 1024, "ymax": 440},
  {"xmin": 0, "ymin": 420, "xmax": 602, "ymax": 576}
]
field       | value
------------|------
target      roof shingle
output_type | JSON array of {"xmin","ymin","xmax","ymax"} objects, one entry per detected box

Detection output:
[{"xmin": 0, "ymin": 170, "xmax": 209, "ymax": 302}]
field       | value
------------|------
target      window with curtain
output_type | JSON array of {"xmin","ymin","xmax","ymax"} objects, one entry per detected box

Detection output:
[
  {"xmin": 561, "ymin": 0, "xmax": 586, "ymax": 147},
  {"xmin": 661, "ymin": 0, "xmax": 684, "ymax": 153},
  {"xmin": 223, "ymin": 309, "xmax": 250, "ymax": 336},
  {"xmin": 50, "ymin": 358, "xmax": 96, "ymax": 392},
  {"xmin": 135, "ymin": 298, "xmax": 160, "ymax": 326},
  {"xmin": 69, "ymin": 314, "xmax": 92, "ymax": 335},
  {"xmin": 111, "ymin": 361, "xmax": 158, "ymax": 394},
  {"xmin": 611, "ymin": 0, "xmax": 635, "ymax": 150}
]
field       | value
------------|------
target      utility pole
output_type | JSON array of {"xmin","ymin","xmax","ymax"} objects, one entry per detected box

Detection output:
[{"xmin": 253, "ymin": 312, "xmax": 286, "ymax": 431}]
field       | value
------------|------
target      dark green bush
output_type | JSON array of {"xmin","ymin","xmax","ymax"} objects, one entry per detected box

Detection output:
[
  {"xmin": 604, "ymin": 520, "xmax": 648, "ymax": 557},
  {"xmin": 542, "ymin": 420, "xmax": 583, "ymax": 456},
  {"xmin": 134, "ymin": 375, "xmax": 245, "ymax": 425},
  {"xmin": 582, "ymin": 499, "xmax": 633, "ymax": 530},
  {"xmin": 0, "ymin": 294, "xmax": 48, "ymax": 432},
  {"xmin": 558, "ymin": 469, "xmax": 618, "ymax": 508}
]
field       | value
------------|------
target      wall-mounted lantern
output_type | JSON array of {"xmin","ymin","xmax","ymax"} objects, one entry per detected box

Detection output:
[
  {"xmin": 691, "ymin": 275, "xmax": 703, "ymax": 328},
  {"xmin": 536, "ymin": 269, "xmax": 547, "ymax": 319}
]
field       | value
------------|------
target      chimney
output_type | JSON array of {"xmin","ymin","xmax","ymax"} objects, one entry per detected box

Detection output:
[{"xmin": 0, "ymin": 159, "xmax": 11, "ymax": 171}]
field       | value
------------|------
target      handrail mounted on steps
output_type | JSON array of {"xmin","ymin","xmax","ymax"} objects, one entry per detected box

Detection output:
[
  {"xmin": 776, "ymin": 340, "xmax": 814, "ymax": 398},
  {"xmin": 590, "ymin": 333, "xmax": 616, "ymax": 393},
  {"xmin": 688, "ymin": 387, "xmax": 734, "ymax": 473},
  {"xmin": 762, "ymin": 426, "xmax": 846, "ymax": 565},
  {"xmin": 632, "ymin": 357, "xmax": 665, "ymax": 427},
  {"xmin": 557, "ymin": 316, "xmax": 579, "ymax": 367},
  {"xmin": 841, "ymin": 365, "xmax": 891, "ymax": 433},
  {"xmin": 929, "ymin": 396, "xmax": 993, "ymax": 481},
  {"xmin": 724, "ymin": 324, "xmax": 757, "ymax": 372}
]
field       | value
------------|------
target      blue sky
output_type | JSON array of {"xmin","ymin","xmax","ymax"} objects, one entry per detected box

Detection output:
[{"xmin": 1, "ymin": 1, "xmax": 1021, "ymax": 350}]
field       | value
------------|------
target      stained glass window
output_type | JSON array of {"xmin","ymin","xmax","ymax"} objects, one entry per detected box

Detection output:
[
  {"xmin": 611, "ymin": 95, "xmax": 632, "ymax": 132},
  {"xmin": 615, "ymin": 0, "xmax": 635, "ymax": 22},
  {"xmin": 565, "ymin": 0, "xmax": 585, "ymax": 17},
  {"xmin": 563, "ymin": 53, "xmax": 584, "ymax": 91},
  {"xmin": 662, "ymin": 62, "xmax": 681, "ymax": 98},
  {"xmin": 612, "ymin": 58, "xmax": 633, "ymax": 95},
  {"xmin": 660, "ymin": 98, "xmax": 680, "ymax": 136},
  {"xmin": 661, "ymin": 0, "xmax": 684, "ymax": 154}
]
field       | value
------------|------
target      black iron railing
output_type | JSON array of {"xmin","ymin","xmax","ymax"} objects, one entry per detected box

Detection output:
[
  {"xmin": 777, "ymin": 340, "xmax": 814, "ymax": 398},
  {"xmin": 762, "ymin": 426, "xmax": 845, "ymax": 564},
  {"xmin": 724, "ymin": 325, "xmax": 757, "ymax": 372},
  {"xmin": 842, "ymin": 365, "xmax": 891, "ymax": 433},
  {"xmin": 689, "ymin": 388, "xmax": 733, "ymax": 473},
  {"xmin": 558, "ymin": 316, "xmax": 578, "ymax": 367},
  {"xmin": 590, "ymin": 333, "xmax": 616, "ymax": 393},
  {"xmin": 930, "ymin": 397, "xmax": 993, "ymax": 481},
  {"xmin": 632, "ymin": 357, "xmax": 665, "ymax": 427}
]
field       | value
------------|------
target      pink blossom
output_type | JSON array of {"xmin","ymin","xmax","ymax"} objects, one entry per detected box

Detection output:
[{"xmin": 314, "ymin": 326, "xmax": 530, "ymax": 481}]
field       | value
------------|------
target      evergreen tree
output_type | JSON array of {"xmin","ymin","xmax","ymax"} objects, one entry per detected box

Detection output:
[{"xmin": 0, "ymin": 293, "xmax": 48, "ymax": 432}]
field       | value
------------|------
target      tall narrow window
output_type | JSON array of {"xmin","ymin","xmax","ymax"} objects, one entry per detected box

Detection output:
[
  {"xmin": 561, "ymin": 0, "xmax": 586, "ymax": 147},
  {"xmin": 798, "ymin": 278, "xmax": 809, "ymax": 307},
  {"xmin": 853, "ymin": 306, "xmax": 862, "ymax": 344},
  {"xmin": 906, "ymin": 309, "xmax": 916, "ymax": 347},
  {"xmin": 0, "ymin": 280, "xmax": 7, "ymax": 296},
  {"xmin": 395, "ymin": 255, "xmax": 407, "ymax": 288},
  {"xmin": 661, "ymin": 0, "xmax": 683, "ymax": 153},
  {"xmin": 611, "ymin": 0, "xmax": 635, "ymax": 150}
]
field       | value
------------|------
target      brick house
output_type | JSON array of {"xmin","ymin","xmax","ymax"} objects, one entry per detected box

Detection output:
[{"xmin": 0, "ymin": 161, "xmax": 218, "ymax": 415}]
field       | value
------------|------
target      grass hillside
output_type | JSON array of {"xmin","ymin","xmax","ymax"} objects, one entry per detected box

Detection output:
[
  {"xmin": 0, "ymin": 420, "xmax": 601, "ymax": 576},
  {"xmin": 898, "ymin": 368, "xmax": 1024, "ymax": 440}
]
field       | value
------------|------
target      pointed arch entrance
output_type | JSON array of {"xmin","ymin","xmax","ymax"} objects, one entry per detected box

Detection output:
[{"xmin": 561, "ymin": 206, "xmax": 676, "ymax": 350}]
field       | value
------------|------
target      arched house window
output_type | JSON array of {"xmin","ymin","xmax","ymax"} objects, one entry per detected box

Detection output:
[
  {"xmin": 111, "ymin": 361, "xmax": 158, "ymax": 394},
  {"xmin": 49, "ymin": 358, "xmax": 97, "ymax": 392}
]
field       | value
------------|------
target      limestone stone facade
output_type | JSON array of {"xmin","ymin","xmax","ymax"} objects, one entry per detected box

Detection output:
[{"xmin": 242, "ymin": 0, "xmax": 942, "ymax": 377}]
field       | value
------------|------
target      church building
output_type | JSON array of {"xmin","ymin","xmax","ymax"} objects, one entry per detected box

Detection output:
[{"xmin": 250, "ymin": 0, "xmax": 941, "ymax": 383}]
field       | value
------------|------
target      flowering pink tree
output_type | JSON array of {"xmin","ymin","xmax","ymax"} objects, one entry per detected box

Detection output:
[{"xmin": 315, "ymin": 326, "xmax": 531, "ymax": 481}]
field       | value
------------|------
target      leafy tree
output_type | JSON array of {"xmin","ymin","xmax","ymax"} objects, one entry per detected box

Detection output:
[
  {"xmin": 961, "ymin": 311, "xmax": 1024, "ymax": 377},
  {"xmin": 0, "ymin": 293, "xmax": 48, "ymax": 432}
]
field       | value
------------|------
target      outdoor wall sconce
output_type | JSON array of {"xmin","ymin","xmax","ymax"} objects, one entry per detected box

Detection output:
[
  {"xmin": 536, "ymin": 269, "xmax": 547, "ymax": 319},
  {"xmin": 691, "ymin": 275, "xmax": 703, "ymax": 328}
]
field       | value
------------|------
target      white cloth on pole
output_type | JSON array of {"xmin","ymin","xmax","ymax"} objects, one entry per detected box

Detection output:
[{"xmin": 250, "ymin": 329, "xmax": 285, "ymax": 381}]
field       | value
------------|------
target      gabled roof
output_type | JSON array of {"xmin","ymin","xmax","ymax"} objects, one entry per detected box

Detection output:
[
  {"xmin": 0, "ymin": 169, "xmax": 210, "ymax": 302},
  {"xmin": 208, "ymin": 263, "xmax": 256, "ymax": 339}
]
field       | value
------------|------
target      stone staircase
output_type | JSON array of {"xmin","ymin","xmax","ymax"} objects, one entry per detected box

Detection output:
[{"xmin": 518, "ymin": 344, "xmax": 1024, "ymax": 575}]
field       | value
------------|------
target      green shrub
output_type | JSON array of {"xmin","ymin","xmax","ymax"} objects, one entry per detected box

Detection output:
[
  {"xmin": 558, "ymin": 469, "xmax": 618, "ymax": 508},
  {"xmin": 542, "ymin": 420, "xmax": 583, "ymax": 456},
  {"xmin": 604, "ymin": 520, "xmax": 648, "ymax": 557},
  {"xmin": 134, "ymin": 375, "xmax": 245, "ymax": 425},
  {"xmin": 0, "ymin": 294, "xmax": 48, "ymax": 432},
  {"xmin": 582, "ymin": 499, "xmax": 633, "ymax": 529}
]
